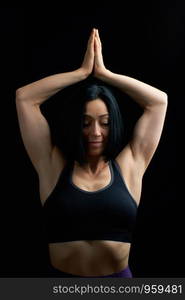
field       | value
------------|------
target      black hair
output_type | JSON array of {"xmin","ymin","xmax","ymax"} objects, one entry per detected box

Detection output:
[{"xmin": 56, "ymin": 80, "xmax": 125, "ymax": 165}]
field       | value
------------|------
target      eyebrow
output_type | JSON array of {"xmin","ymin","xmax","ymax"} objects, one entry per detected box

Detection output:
[{"xmin": 84, "ymin": 114, "xmax": 109, "ymax": 118}]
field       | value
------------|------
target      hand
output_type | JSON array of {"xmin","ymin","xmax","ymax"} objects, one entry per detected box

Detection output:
[
  {"xmin": 93, "ymin": 29, "xmax": 108, "ymax": 78},
  {"xmin": 80, "ymin": 28, "xmax": 95, "ymax": 77}
]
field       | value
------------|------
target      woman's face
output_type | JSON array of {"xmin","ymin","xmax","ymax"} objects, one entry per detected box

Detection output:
[{"xmin": 82, "ymin": 99, "xmax": 109, "ymax": 157}]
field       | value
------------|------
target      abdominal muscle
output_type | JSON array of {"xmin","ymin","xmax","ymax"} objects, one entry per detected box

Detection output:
[{"xmin": 49, "ymin": 240, "xmax": 131, "ymax": 276}]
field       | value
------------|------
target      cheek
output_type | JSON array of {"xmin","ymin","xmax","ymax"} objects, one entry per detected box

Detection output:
[
  {"xmin": 82, "ymin": 129, "xmax": 88, "ymax": 137},
  {"xmin": 104, "ymin": 128, "xmax": 109, "ymax": 138},
  {"xmin": 82, "ymin": 127, "xmax": 109, "ymax": 138}
]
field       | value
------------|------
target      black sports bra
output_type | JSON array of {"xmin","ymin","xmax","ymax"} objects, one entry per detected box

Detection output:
[{"xmin": 42, "ymin": 159, "xmax": 138, "ymax": 243}]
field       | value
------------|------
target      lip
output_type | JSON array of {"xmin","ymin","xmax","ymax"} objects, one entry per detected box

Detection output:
[
  {"xmin": 88, "ymin": 142, "xmax": 103, "ymax": 143},
  {"xmin": 88, "ymin": 142, "xmax": 103, "ymax": 147}
]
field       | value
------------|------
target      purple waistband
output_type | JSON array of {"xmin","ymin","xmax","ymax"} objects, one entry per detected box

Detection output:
[
  {"xmin": 97, "ymin": 266, "xmax": 132, "ymax": 278},
  {"xmin": 48, "ymin": 265, "xmax": 132, "ymax": 278}
]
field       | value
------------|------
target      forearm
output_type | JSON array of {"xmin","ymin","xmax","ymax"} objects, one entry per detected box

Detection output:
[
  {"xmin": 98, "ymin": 70, "xmax": 168, "ymax": 108},
  {"xmin": 16, "ymin": 68, "xmax": 87, "ymax": 105}
]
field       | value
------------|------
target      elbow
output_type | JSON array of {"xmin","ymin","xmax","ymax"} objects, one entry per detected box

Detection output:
[
  {"xmin": 156, "ymin": 91, "xmax": 168, "ymax": 108},
  {"xmin": 162, "ymin": 92, "xmax": 168, "ymax": 105},
  {"xmin": 15, "ymin": 87, "xmax": 26, "ymax": 102}
]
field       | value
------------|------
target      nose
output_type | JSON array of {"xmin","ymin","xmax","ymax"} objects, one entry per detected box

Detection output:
[{"xmin": 90, "ymin": 122, "xmax": 101, "ymax": 136}]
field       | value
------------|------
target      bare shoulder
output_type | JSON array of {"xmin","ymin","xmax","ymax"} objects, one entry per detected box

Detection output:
[
  {"xmin": 39, "ymin": 146, "xmax": 67, "ymax": 205},
  {"xmin": 115, "ymin": 144, "xmax": 144, "ymax": 205}
]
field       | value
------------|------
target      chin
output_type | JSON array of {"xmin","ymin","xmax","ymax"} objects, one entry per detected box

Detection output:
[
  {"xmin": 87, "ymin": 148, "xmax": 103, "ymax": 155},
  {"xmin": 85, "ymin": 143, "xmax": 106, "ymax": 156},
  {"xmin": 88, "ymin": 151, "xmax": 102, "ymax": 155}
]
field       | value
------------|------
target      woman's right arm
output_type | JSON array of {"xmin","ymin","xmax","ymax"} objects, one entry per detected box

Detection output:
[
  {"xmin": 16, "ymin": 69, "xmax": 87, "ymax": 105},
  {"xmin": 15, "ymin": 28, "xmax": 95, "ymax": 175}
]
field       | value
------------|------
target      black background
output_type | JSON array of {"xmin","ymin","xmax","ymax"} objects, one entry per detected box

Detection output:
[{"xmin": 0, "ymin": 2, "xmax": 184, "ymax": 277}]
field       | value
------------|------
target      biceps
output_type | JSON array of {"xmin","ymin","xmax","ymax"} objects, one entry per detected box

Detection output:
[
  {"xmin": 130, "ymin": 105, "xmax": 167, "ymax": 166},
  {"xmin": 16, "ymin": 100, "xmax": 53, "ymax": 173}
]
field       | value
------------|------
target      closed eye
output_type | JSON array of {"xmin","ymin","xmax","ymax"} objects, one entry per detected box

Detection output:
[
  {"xmin": 83, "ymin": 123, "xmax": 90, "ymax": 127},
  {"xmin": 83, "ymin": 122, "xmax": 109, "ymax": 127}
]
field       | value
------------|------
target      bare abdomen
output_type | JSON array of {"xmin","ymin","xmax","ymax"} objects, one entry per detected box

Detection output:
[{"xmin": 49, "ymin": 240, "xmax": 131, "ymax": 276}]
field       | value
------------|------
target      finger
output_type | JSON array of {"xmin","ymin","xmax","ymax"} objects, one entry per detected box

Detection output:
[
  {"xmin": 87, "ymin": 28, "xmax": 95, "ymax": 48},
  {"xmin": 96, "ymin": 29, "xmax": 102, "ymax": 45},
  {"xmin": 87, "ymin": 28, "xmax": 94, "ymax": 44},
  {"xmin": 94, "ymin": 31, "xmax": 101, "ymax": 51},
  {"xmin": 94, "ymin": 36, "xmax": 101, "ymax": 51},
  {"xmin": 94, "ymin": 36, "xmax": 98, "ymax": 50},
  {"xmin": 94, "ymin": 37, "xmax": 101, "ymax": 53}
]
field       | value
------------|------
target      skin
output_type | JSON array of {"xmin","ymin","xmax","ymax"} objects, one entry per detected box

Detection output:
[
  {"xmin": 15, "ymin": 28, "xmax": 167, "ymax": 276},
  {"xmin": 49, "ymin": 98, "xmax": 133, "ymax": 276},
  {"xmin": 82, "ymin": 99, "xmax": 109, "ymax": 171}
]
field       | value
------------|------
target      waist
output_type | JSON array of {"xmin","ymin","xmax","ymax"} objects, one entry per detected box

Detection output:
[
  {"xmin": 48, "ymin": 240, "xmax": 131, "ymax": 276},
  {"xmin": 45, "ymin": 231, "xmax": 134, "ymax": 244}
]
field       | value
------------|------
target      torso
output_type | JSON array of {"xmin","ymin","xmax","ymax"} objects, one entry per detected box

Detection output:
[{"xmin": 40, "ymin": 145, "xmax": 142, "ymax": 276}]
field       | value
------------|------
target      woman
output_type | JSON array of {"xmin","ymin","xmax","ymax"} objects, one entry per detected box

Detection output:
[{"xmin": 15, "ymin": 28, "xmax": 168, "ymax": 277}]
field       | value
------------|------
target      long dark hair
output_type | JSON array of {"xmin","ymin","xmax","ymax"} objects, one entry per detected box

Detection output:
[{"xmin": 56, "ymin": 80, "xmax": 125, "ymax": 165}]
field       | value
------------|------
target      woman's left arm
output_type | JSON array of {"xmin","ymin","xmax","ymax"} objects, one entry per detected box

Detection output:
[{"xmin": 94, "ymin": 29, "xmax": 168, "ymax": 173}]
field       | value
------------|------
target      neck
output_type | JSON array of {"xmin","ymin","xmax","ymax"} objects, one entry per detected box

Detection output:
[{"xmin": 79, "ymin": 156, "xmax": 108, "ymax": 175}]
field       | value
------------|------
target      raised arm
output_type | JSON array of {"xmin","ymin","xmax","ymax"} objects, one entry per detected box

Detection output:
[
  {"xmin": 16, "ymin": 28, "xmax": 96, "ymax": 175},
  {"xmin": 94, "ymin": 29, "xmax": 168, "ymax": 175}
]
